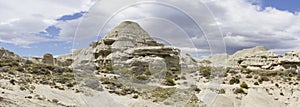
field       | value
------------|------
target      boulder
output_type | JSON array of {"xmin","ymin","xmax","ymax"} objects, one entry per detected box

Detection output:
[{"xmin": 42, "ymin": 53, "xmax": 54, "ymax": 65}]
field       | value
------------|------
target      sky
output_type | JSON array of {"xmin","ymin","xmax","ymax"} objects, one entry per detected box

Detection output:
[{"xmin": 0, "ymin": 0, "xmax": 299, "ymax": 57}]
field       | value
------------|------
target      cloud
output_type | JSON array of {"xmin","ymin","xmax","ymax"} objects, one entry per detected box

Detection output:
[
  {"xmin": 0, "ymin": 0, "xmax": 94, "ymax": 47},
  {"xmin": 203, "ymin": 0, "xmax": 300, "ymax": 53},
  {"xmin": 1, "ymin": 0, "xmax": 299, "ymax": 56},
  {"xmin": 71, "ymin": 0, "xmax": 296, "ymax": 55},
  {"xmin": 70, "ymin": 0, "xmax": 224, "ymax": 54}
]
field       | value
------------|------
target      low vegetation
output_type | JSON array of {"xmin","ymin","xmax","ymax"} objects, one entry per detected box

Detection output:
[
  {"xmin": 240, "ymin": 82, "xmax": 249, "ymax": 89},
  {"xmin": 164, "ymin": 77, "xmax": 176, "ymax": 86},
  {"xmin": 229, "ymin": 77, "xmax": 240, "ymax": 85},
  {"xmin": 218, "ymin": 89, "xmax": 226, "ymax": 94},
  {"xmin": 141, "ymin": 87, "xmax": 176, "ymax": 102},
  {"xmin": 234, "ymin": 88, "xmax": 247, "ymax": 95},
  {"xmin": 199, "ymin": 66, "xmax": 211, "ymax": 79}
]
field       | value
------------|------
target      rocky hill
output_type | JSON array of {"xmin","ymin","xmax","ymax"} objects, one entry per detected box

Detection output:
[{"xmin": 88, "ymin": 21, "xmax": 180, "ymax": 73}]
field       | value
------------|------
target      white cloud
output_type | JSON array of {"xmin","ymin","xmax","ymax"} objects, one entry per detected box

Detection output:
[
  {"xmin": 203, "ymin": 0, "xmax": 300, "ymax": 54},
  {"xmin": 1, "ymin": 0, "xmax": 299, "ymax": 56},
  {"xmin": 0, "ymin": 0, "xmax": 94, "ymax": 47}
]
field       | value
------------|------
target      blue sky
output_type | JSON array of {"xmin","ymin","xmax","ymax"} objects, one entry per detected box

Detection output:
[
  {"xmin": 0, "ymin": 0, "xmax": 299, "ymax": 57},
  {"xmin": 259, "ymin": 0, "xmax": 300, "ymax": 13},
  {"xmin": 0, "ymin": 11, "xmax": 86, "ymax": 57}
]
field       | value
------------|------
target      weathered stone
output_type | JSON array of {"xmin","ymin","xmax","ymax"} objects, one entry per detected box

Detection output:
[
  {"xmin": 0, "ymin": 47, "xmax": 19, "ymax": 58},
  {"xmin": 42, "ymin": 53, "xmax": 54, "ymax": 65},
  {"xmin": 89, "ymin": 21, "xmax": 181, "ymax": 73},
  {"xmin": 201, "ymin": 46, "xmax": 300, "ymax": 71}
]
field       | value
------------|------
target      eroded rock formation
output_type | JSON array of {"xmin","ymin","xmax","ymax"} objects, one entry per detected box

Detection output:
[
  {"xmin": 201, "ymin": 46, "xmax": 300, "ymax": 71},
  {"xmin": 90, "ymin": 21, "xmax": 181, "ymax": 73}
]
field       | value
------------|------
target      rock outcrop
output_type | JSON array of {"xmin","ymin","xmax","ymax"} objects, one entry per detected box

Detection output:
[
  {"xmin": 180, "ymin": 53, "xmax": 199, "ymax": 72},
  {"xmin": 278, "ymin": 50, "xmax": 300, "ymax": 70},
  {"xmin": 0, "ymin": 47, "xmax": 19, "ymax": 58},
  {"xmin": 24, "ymin": 53, "xmax": 73, "ymax": 67},
  {"xmin": 200, "ymin": 46, "xmax": 300, "ymax": 71},
  {"xmin": 228, "ymin": 46, "xmax": 279, "ymax": 70},
  {"xmin": 89, "ymin": 21, "xmax": 181, "ymax": 73},
  {"xmin": 42, "ymin": 53, "xmax": 54, "ymax": 65}
]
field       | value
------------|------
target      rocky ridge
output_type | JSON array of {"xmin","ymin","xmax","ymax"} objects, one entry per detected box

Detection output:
[{"xmin": 202, "ymin": 46, "xmax": 300, "ymax": 71}]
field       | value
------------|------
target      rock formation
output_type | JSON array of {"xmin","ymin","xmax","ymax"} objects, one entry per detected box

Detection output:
[
  {"xmin": 0, "ymin": 47, "xmax": 19, "ymax": 58},
  {"xmin": 201, "ymin": 46, "xmax": 300, "ymax": 71},
  {"xmin": 1, "ymin": 20, "xmax": 300, "ymax": 107},
  {"xmin": 88, "ymin": 21, "xmax": 181, "ymax": 73},
  {"xmin": 42, "ymin": 53, "xmax": 54, "ymax": 65},
  {"xmin": 180, "ymin": 53, "xmax": 199, "ymax": 72}
]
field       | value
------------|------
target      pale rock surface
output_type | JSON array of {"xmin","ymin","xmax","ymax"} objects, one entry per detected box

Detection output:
[
  {"xmin": 42, "ymin": 53, "xmax": 54, "ymax": 65},
  {"xmin": 0, "ymin": 47, "xmax": 19, "ymax": 58},
  {"xmin": 201, "ymin": 46, "xmax": 300, "ymax": 71},
  {"xmin": 87, "ymin": 21, "xmax": 180, "ymax": 72},
  {"xmin": 202, "ymin": 53, "xmax": 229, "ymax": 67},
  {"xmin": 180, "ymin": 53, "xmax": 199, "ymax": 72}
]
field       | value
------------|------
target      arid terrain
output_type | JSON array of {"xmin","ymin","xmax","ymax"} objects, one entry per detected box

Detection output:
[{"xmin": 1, "ymin": 21, "xmax": 300, "ymax": 107}]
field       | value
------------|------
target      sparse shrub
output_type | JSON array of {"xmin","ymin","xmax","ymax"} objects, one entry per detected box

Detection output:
[
  {"xmin": 20, "ymin": 86, "xmax": 26, "ymax": 91},
  {"xmin": 234, "ymin": 88, "xmax": 247, "ymax": 94},
  {"xmin": 246, "ymin": 74, "xmax": 253, "ymax": 78},
  {"xmin": 254, "ymin": 82, "xmax": 259, "ymax": 85},
  {"xmin": 136, "ymin": 74, "xmax": 149, "ymax": 81},
  {"xmin": 275, "ymin": 83, "xmax": 279, "ymax": 87},
  {"xmin": 286, "ymin": 77, "xmax": 292, "ymax": 81},
  {"xmin": 146, "ymin": 87, "xmax": 176, "ymax": 102},
  {"xmin": 257, "ymin": 76, "xmax": 269, "ymax": 83},
  {"xmin": 194, "ymin": 87, "xmax": 201, "ymax": 93},
  {"xmin": 258, "ymin": 78, "xmax": 263, "ymax": 84},
  {"xmin": 164, "ymin": 77, "xmax": 176, "ymax": 86},
  {"xmin": 9, "ymin": 79, "xmax": 16, "ymax": 85},
  {"xmin": 243, "ymin": 69, "xmax": 253, "ymax": 74},
  {"xmin": 240, "ymin": 82, "xmax": 249, "ymax": 89},
  {"xmin": 52, "ymin": 99, "xmax": 59, "ymax": 103},
  {"xmin": 166, "ymin": 71, "xmax": 174, "ymax": 78},
  {"xmin": 259, "ymin": 70, "xmax": 279, "ymax": 76},
  {"xmin": 190, "ymin": 84, "xmax": 201, "ymax": 93},
  {"xmin": 200, "ymin": 66, "xmax": 211, "ymax": 78},
  {"xmin": 229, "ymin": 77, "xmax": 240, "ymax": 85},
  {"xmin": 66, "ymin": 83, "xmax": 74, "ymax": 87},
  {"xmin": 225, "ymin": 67, "xmax": 232, "ymax": 73},
  {"xmin": 223, "ymin": 73, "xmax": 228, "ymax": 77},
  {"xmin": 280, "ymin": 92, "xmax": 284, "ymax": 96},
  {"xmin": 297, "ymin": 75, "xmax": 300, "ymax": 81},
  {"xmin": 145, "ymin": 69, "xmax": 151, "ymax": 75},
  {"xmin": 132, "ymin": 94, "xmax": 138, "ymax": 99},
  {"xmin": 219, "ymin": 89, "xmax": 226, "ymax": 94}
]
